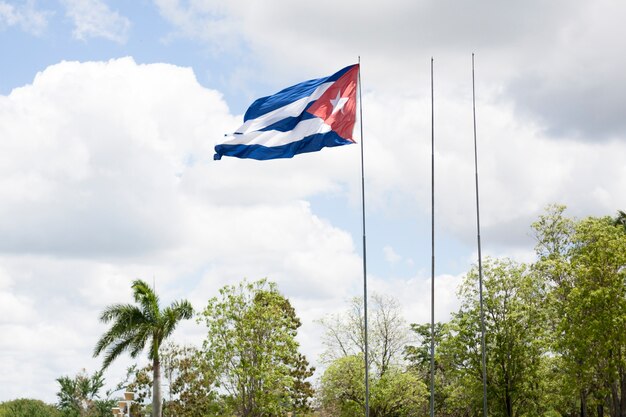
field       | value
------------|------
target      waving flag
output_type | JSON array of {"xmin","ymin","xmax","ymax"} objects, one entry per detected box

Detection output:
[{"xmin": 214, "ymin": 64, "xmax": 359, "ymax": 160}]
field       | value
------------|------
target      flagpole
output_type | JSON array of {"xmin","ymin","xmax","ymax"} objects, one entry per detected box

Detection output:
[
  {"xmin": 429, "ymin": 57, "xmax": 436, "ymax": 417},
  {"xmin": 472, "ymin": 52, "xmax": 489, "ymax": 417},
  {"xmin": 357, "ymin": 56, "xmax": 370, "ymax": 417}
]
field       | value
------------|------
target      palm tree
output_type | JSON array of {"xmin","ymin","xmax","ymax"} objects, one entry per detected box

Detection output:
[{"xmin": 93, "ymin": 279, "xmax": 193, "ymax": 417}]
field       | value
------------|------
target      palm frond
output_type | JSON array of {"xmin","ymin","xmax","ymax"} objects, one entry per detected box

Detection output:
[
  {"xmin": 94, "ymin": 305, "xmax": 149, "ymax": 358},
  {"xmin": 161, "ymin": 300, "xmax": 194, "ymax": 340},
  {"xmin": 101, "ymin": 337, "xmax": 137, "ymax": 370},
  {"xmin": 99, "ymin": 304, "xmax": 146, "ymax": 326},
  {"xmin": 94, "ymin": 279, "xmax": 193, "ymax": 378},
  {"xmin": 128, "ymin": 326, "xmax": 151, "ymax": 358},
  {"xmin": 99, "ymin": 303, "xmax": 133, "ymax": 323},
  {"xmin": 132, "ymin": 279, "xmax": 160, "ymax": 321}
]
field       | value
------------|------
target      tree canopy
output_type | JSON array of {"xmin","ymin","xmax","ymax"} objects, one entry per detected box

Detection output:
[
  {"xmin": 0, "ymin": 399, "xmax": 61, "ymax": 417},
  {"xmin": 402, "ymin": 205, "xmax": 626, "ymax": 417},
  {"xmin": 199, "ymin": 278, "xmax": 314, "ymax": 417}
]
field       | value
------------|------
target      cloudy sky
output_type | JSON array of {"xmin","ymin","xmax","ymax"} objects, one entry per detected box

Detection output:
[{"xmin": 1, "ymin": 0, "xmax": 625, "ymax": 403}]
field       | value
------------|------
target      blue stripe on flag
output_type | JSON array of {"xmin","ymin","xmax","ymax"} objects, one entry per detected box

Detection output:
[
  {"xmin": 258, "ymin": 111, "xmax": 318, "ymax": 133},
  {"xmin": 214, "ymin": 131, "xmax": 354, "ymax": 161},
  {"xmin": 243, "ymin": 65, "xmax": 354, "ymax": 121}
]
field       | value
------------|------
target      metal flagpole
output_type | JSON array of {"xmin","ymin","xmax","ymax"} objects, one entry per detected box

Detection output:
[
  {"xmin": 429, "ymin": 57, "xmax": 436, "ymax": 417},
  {"xmin": 357, "ymin": 56, "xmax": 370, "ymax": 417},
  {"xmin": 472, "ymin": 52, "xmax": 489, "ymax": 417}
]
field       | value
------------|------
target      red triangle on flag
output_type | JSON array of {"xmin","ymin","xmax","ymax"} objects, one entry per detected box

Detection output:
[{"xmin": 307, "ymin": 64, "xmax": 359, "ymax": 142}]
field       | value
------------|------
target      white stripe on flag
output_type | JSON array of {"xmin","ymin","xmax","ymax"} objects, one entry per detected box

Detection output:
[
  {"xmin": 235, "ymin": 82, "xmax": 333, "ymax": 134},
  {"xmin": 222, "ymin": 118, "xmax": 331, "ymax": 147}
]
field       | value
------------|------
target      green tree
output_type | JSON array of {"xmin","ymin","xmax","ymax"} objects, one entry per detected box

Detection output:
[
  {"xmin": 404, "ymin": 322, "xmax": 452, "ymax": 413},
  {"xmin": 318, "ymin": 354, "xmax": 427, "ymax": 417},
  {"xmin": 56, "ymin": 369, "xmax": 115, "ymax": 417},
  {"xmin": 93, "ymin": 279, "xmax": 193, "ymax": 417},
  {"xmin": 572, "ymin": 220, "xmax": 623, "ymax": 414},
  {"xmin": 318, "ymin": 355, "xmax": 364, "ymax": 417},
  {"xmin": 162, "ymin": 343, "xmax": 221, "ymax": 417},
  {"xmin": 533, "ymin": 206, "xmax": 626, "ymax": 416},
  {"xmin": 0, "ymin": 399, "xmax": 61, "ymax": 417},
  {"xmin": 372, "ymin": 368, "xmax": 427, "ymax": 417},
  {"xmin": 199, "ymin": 279, "xmax": 314, "ymax": 417},
  {"xmin": 120, "ymin": 344, "xmax": 221, "ymax": 417},
  {"xmin": 437, "ymin": 258, "xmax": 549, "ymax": 417}
]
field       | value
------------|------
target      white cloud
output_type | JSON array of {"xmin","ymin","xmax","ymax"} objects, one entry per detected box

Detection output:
[
  {"xmin": 383, "ymin": 245, "xmax": 402, "ymax": 264},
  {"xmin": 0, "ymin": 291, "xmax": 36, "ymax": 325},
  {"xmin": 62, "ymin": 0, "xmax": 130, "ymax": 43},
  {"xmin": 505, "ymin": 0, "xmax": 626, "ymax": 139},
  {"xmin": 0, "ymin": 57, "xmax": 229, "ymax": 257},
  {"xmin": 153, "ymin": 0, "xmax": 243, "ymax": 51},
  {"xmin": 0, "ymin": 0, "xmax": 48, "ymax": 35}
]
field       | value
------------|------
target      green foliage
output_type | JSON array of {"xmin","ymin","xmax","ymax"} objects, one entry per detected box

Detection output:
[
  {"xmin": 56, "ymin": 369, "xmax": 115, "ymax": 417},
  {"xmin": 91, "ymin": 399, "xmax": 117, "ymax": 417},
  {"xmin": 372, "ymin": 367, "xmax": 427, "ymax": 417},
  {"xmin": 56, "ymin": 369, "xmax": 103, "ymax": 412},
  {"xmin": 613, "ymin": 209, "xmax": 626, "ymax": 232},
  {"xmin": 0, "ymin": 399, "xmax": 61, "ymax": 417},
  {"xmin": 404, "ymin": 322, "xmax": 451, "ymax": 412},
  {"xmin": 93, "ymin": 279, "xmax": 193, "ymax": 417},
  {"xmin": 93, "ymin": 280, "xmax": 194, "ymax": 368},
  {"xmin": 119, "ymin": 344, "xmax": 222, "ymax": 417},
  {"xmin": 436, "ymin": 258, "xmax": 549, "ymax": 416},
  {"xmin": 162, "ymin": 343, "xmax": 221, "ymax": 417},
  {"xmin": 527, "ymin": 205, "xmax": 626, "ymax": 416},
  {"xmin": 536, "ymin": 210, "xmax": 626, "ymax": 415},
  {"xmin": 401, "ymin": 206, "xmax": 626, "ymax": 417},
  {"xmin": 200, "ymin": 278, "xmax": 314, "ymax": 417},
  {"xmin": 318, "ymin": 354, "xmax": 427, "ymax": 417},
  {"xmin": 318, "ymin": 355, "xmax": 365, "ymax": 417},
  {"xmin": 115, "ymin": 364, "xmax": 153, "ymax": 416},
  {"xmin": 318, "ymin": 293, "xmax": 426, "ymax": 417},
  {"xmin": 404, "ymin": 322, "xmax": 446, "ymax": 376}
]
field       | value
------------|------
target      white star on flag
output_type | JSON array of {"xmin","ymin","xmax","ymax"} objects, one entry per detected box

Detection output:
[{"xmin": 330, "ymin": 91, "xmax": 349, "ymax": 115}]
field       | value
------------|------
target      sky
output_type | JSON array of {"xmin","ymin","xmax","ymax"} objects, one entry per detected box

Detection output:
[{"xmin": 1, "ymin": 0, "xmax": 625, "ymax": 404}]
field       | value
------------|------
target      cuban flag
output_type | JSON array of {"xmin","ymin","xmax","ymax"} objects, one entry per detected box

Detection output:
[{"xmin": 214, "ymin": 64, "xmax": 359, "ymax": 160}]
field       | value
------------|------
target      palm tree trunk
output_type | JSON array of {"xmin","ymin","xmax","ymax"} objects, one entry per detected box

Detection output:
[{"xmin": 153, "ymin": 356, "xmax": 162, "ymax": 417}]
